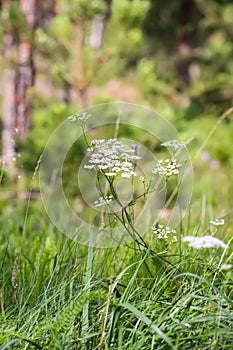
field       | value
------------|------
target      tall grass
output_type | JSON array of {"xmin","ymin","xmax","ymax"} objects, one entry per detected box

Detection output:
[
  {"xmin": 0, "ymin": 108, "xmax": 233, "ymax": 349},
  {"xmin": 0, "ymin": 205, "xmax": 232, "ymax": 349}
]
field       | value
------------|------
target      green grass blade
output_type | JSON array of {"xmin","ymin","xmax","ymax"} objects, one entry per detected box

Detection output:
[{"xmin": 120, "ymin": 302, "xmax": 174, "ymax": 348}]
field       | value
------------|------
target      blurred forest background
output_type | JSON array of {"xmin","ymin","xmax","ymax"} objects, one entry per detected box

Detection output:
[
  {"xmin": 1, "ymin": 3, "xmax": 233, "ymax": 348},
  {"xmin": 0, "ymin": 0, "xmax": 233, "ymax": 212}
]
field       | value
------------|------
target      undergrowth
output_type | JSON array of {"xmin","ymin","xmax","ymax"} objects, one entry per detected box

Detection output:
[{"xmin": 0, "ymin": 212, "xmax": 232, "ymax": 349}]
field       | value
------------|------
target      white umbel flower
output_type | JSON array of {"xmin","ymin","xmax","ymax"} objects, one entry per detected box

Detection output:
[
  {"xmin": 152, "ymin": 158, "xmax": 182, "ymax": 178},
  {"xmin": 152, "ymin": 224, "xmax": 177, "ymax": 240},
  {"xmin": 84, "ymin": 138, "xmax": 140, "ymax": 178},
  {"xmin": 161, "ymin": 140, "xmax": 186, "ymax": 150},
  {"xmin": 182, "ymin": 236, "xmax": 228, "ymax": 249},
  {"xmin": 68, "ymin": 112, "xmax": 91, "ymax": 123},
  {"xmin": 94, "ymin": 195, "xmax": 113, "ymax": 207},
  {"xmin": 209, "ymin": 219, "xmax": 225, "ymax": 226}
]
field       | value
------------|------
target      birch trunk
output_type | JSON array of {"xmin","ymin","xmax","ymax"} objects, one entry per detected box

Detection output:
[
  {"xmin": 2, "ymin": 0, "xmax": 16, "ymax": 171},
  {"xmin": 15, "ymin": 0, "xmax": 36, "ymax": 139}
]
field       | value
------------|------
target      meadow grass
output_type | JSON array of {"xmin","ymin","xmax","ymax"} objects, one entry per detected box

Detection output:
[
  {"xmin": 0, "ymin": 201, "xmax": 232, "ymax": 349},
  {"xmin": 1, "ymin": 108, "xmax": 233, "ymax": 349}
]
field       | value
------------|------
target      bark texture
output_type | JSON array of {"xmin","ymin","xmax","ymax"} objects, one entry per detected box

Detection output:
[
  {"xmin": 2, "ymin": 0, "xmax": 16, "ymax": 168},
  {"xmin": 15, "ymin": 0, "xmax": 36, "ymax": 139}
]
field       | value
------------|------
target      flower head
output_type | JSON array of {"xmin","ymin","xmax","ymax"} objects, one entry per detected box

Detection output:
[
  {"xmin": 68, "ymin": 112, "xmax": 91, "ymax": 124},
  {"xmin": 152, "ymin": 224, "xmax": 177, "ymax": 240},
  {"xmin": 209, "ymin": 219, "xmax": 225, "ymax": 226},
  {"xmin": 84, "ymin": 138, "xmax": 141, "ymax": 178},
  {"xmin": 161, "ymin": 140, "xmax": 186, "ymax": 150},
  {"xmin": 182, "ymin": 236, "xmax": 228, "ymax": 249},
  {"xmin": 94, "ymin": 195, "xmax": 113, "ymax": 208},
  {"xmin": 152, "ymin": 158, "xmax": 182, "ymax": 179},
  {"xmin": 220, "ymin": 264, "xmax": 232, "ymax": 271}
]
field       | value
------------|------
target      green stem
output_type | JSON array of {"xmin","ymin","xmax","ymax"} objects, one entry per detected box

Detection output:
[
  {"xmin": 81, "ymin": 227, "xmax": 93, "ymax": 349},
  {"xmin": 82, "ymin": 125, "xmax": 90, "ymax": 148}
]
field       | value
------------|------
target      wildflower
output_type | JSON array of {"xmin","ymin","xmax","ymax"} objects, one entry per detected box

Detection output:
[
  {"xmin": 182, "ymin": 236, "xmax": 228, "ymax": 249},
  {"xmin": 201, "ymin": 151, "xmax": 211, "ymax": 162},
  {"xmin": 87, "ymin": 139, "xmax": 105, "ymax": 151},
  {"xmin": 131, "ymin": 144, "xmax": 139, "ymax": 156},
  {"xmin": 220, "ymin": 264, "xmax": 232, "ymax": 271},
  {"xmin": 161, "ymin": 140, "xmax": 186, "ymax": 150},
  {"xmin": 152, "ymin": 158, "xmax": 182, "ymax": 179},
  {"xmin": 171, "ymin": 235, "xmax": 178, "ymax": 243},
  {"xmin": 210, "ymin": 160, "xmax": 220, "ymax": 169},
  {"xmin": 68, "ymin": 112, "xmax": 91, "ymax": 124},
  {"xmin": 152, "ymin": 224, "xmax": 177, "ymax": 240},
  {"xmin": 139, "ymin": 176, "xmax": 145, "ymax": 182},
  {"xmin": 209, "ymin": 219, "xmax": 225, "ymax": 226},
  {"xmin": 84, "ymin": 138, "xmax": 141, "ymax": 179},
  {"xmin": 94, "ymin": 195, "xmax": 113, "ymax": 208}
]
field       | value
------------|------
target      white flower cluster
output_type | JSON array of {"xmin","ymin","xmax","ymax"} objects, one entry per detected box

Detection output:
[
  {"xmin": 68, "ymin": 112, "xmax": 91, "ymax": 123},
  {"xmin": 220, "ymin": 264, "xmax": 232, "ymax": 271},
  {"xmin": 152, "ymin": 158, "xmax": 182, "ymax": 178},
  {"xmin": 94, "ymin": 195, "xmax": 113, "ymax": 208},
  {"xmin": 182, "ymin": 236, "xmax": 228, "ymax": 249},
  {"xmin": 209, "ymin": 219, "xmax": 225, "ymax": 226},
  {"xmin": 84, "ymin": 138, "xmax": 141, "ymax": 178},
  {"xmin": 161, "ymin": 140, "xmax": 186, "ymax": 150},
  {"xmin": 152, "ymin": 224, "xmax": 177, "ymax": 240}
]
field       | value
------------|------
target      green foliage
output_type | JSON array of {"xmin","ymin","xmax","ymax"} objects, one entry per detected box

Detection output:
[
  {"xmin": 49, "ymin": 15, "xmax": 73, "ymax": 39},
  {"xmin": 27, "ymin": 0, "xmax": 152, "ymax": 96},
  {"xmin": 66, "ymin": 0, "xmax": 106, "ymax": 20},
  {"xmin": 20, "ymin": 101, "xmax": 72, "ymax": 172},
  {"xmin": 0, "ymin": 0, "xmax": 24, "ymax": 37},
  {"xmin": 112, "ymin": 0, "xmax": 150, "ymax": 28},
  {"xmin": 136, "ymin": 59, "xmax": 158, "ymax": 95},
  {"xmin": 142, "ymin": 0, "xmax": 233, "ymax": 111}
]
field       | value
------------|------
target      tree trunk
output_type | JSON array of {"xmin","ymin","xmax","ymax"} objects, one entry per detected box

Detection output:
[
  {"xmin": 15, "ymin": 0, "xmax": 36, "ymax": 139},
  {"xmin": 37, "ymin": 0, "xmax": 56, "ymax": 29},
  {"xmin": 2, "ymin": 38, "xmax": 16, "ymax": 168},
  {"xmin": 177, "ymin": 0, "xmax": 196, "ymax": 87},
  {"xmin": 89, "ymin": 0, "xmax": 112, "ymax": 49},
  {"xmin": 1, "ymin": 0, "xmax": 16, "ymax": 172},
  {"xmin": 89, "ymin": 15, "xmax": 105, "ymax": 49}
]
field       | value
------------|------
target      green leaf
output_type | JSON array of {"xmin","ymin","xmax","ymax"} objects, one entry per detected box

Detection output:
[{"xmin": 120, "ymin": 302, "xmax": 174, "ymax": 347}]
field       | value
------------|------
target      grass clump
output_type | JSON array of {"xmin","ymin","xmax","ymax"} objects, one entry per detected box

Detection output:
[
  {"xmin": 0, "ymin": 217, "xmax": 232, "ymax": 349},
  {"xmin": 1, "ymin": 108, "xmax": 233, "ymax": 349}
]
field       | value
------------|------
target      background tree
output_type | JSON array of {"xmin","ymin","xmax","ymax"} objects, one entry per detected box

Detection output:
[
  {"xmin": 36, "ymin": 0, "xmax": 150, "ymax": 107},
  {"xmin": 143, "ymin": 0, "xmax": 233, "ymax": 111},
  {"xmin": 1, "ymin": 0, "xmax": 233, "ymax": 176},
  {"xmin": 15, "ymin": 0, "xmax": 36, "ymax": 139},
  {"xmin": 1, "ymin": 0, "xmax": 18, "ymax": 170}
]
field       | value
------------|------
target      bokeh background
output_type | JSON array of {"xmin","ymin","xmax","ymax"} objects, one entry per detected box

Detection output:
[
  {"xmin": 0, "ymin": 3, "xmax": 233, "ymax": 348},
  {"xmin": 0, "ymin": 0, "xmax": 233, "ymax": 214}
]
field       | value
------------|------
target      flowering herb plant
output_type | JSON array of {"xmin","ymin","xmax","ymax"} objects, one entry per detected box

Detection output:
[
  {"xmin": 68, "ymin": 112, "xmax": 228, "ymax": 256},
  {"xmin": 68, "ymin": 112, "xmax": 186, "ymax": 254}
]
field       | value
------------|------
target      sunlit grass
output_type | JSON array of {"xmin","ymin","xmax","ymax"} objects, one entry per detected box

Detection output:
[
  {"xmin": 0, "ymin": 205, "xmax": 232, "ymax": 349},
  {"xmin": 0, "ymin": 108, "xmax": 232, "ymax": 349}
]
